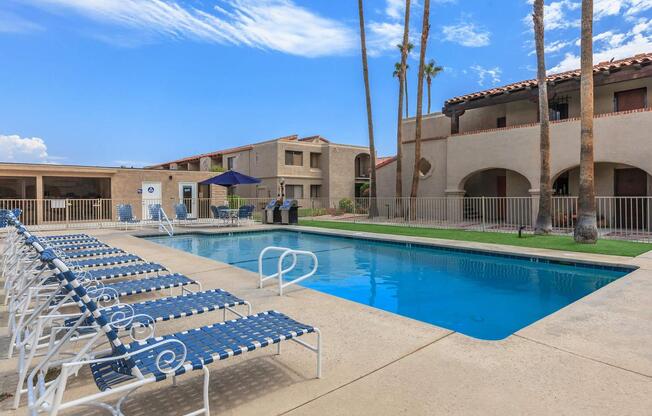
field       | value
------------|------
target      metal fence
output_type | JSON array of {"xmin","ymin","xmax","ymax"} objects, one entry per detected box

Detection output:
[{"xmin": 1, "ymin": 196, "xmax": 651, "ymax": 242}]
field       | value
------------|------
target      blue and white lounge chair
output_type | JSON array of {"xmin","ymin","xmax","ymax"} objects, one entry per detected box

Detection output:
[
  {"xmin": 48, "ymin": 242, "xmax": 108, "ymax": 251},
  {"xmin": 85, "ymin": 263, "xmax": 167, "ymax": 281},
  {"xmin": 66, "ymin": 254, "xmax": 143, "ymax": 269},
  {"xmin": 40, "ymin": 233, "xmax": 94, "ymax": 241},
  {"xmin": 60, "ymin": 247, "xmax": 124, "ymax": 259},
  {"xmin": 7, "ymin": 230, "xmax": 252, "ymax": 408},
  {"xmin": 26, "ymin": 258, "xmax": 321, "ymax": 416},
  {"xmin": 117, "ymin": 204, "xmax": 140, "ymax": 229}
]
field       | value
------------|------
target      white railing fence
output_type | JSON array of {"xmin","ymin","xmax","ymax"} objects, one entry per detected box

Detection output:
[{"xmin": 1, "ymin": 196, "xmax": 651, "ymax": 242}]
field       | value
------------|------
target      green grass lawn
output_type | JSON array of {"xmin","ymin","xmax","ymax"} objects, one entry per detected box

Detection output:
[{"xmin": 298, "ymin": 220, "xmax": 652, "ymax": 257}]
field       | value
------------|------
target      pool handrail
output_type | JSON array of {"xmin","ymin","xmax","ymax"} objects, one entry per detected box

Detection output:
[{"xmin": 258, "ymin": 246, "xmax": 318, "ymax": 296}]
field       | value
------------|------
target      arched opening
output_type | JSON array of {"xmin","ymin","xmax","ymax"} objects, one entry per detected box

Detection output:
[
  {"xmin": 460, "ymin": 168, "xmax": 532, "ymax": 225},
  {"xmin": 462, "ymin": 168, "xmax": 531, "ymax": 197},
  {"xmin": 553, "ymin": 163, "xmax": 651, "ymax": 197},
  {"xmin": 354, "ymin": 153, "xmax": 371, "ymax": 197},
  {"xmin": 553, "ymin": 162, "xmax": 651, "ymax": 231}
]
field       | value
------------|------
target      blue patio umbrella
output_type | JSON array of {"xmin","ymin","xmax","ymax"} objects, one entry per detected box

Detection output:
[{"xmin": 199, "ymin": 170, "xmax": 262, "ymax": 187}]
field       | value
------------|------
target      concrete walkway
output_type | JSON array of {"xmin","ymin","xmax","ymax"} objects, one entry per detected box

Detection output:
[{"xmin": 1, "ymin": 225, "xmax": 650, "ymax": 415}]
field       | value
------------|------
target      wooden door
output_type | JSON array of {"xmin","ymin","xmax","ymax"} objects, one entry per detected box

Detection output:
[
  {"xmin": 615, "ymin": 88, "xmax": 647, "ymax": 112},
  {"xmin": 614, "ymin": 168, "xmax": 647, "ymax": 230}
]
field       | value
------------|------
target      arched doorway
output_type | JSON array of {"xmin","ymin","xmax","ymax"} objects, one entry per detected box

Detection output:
[
  {"xmin": 460, "ymin": 168, "xmax": 532, "ymax": 225},
  {"xmin": 553, "ymin": 163, "xmax": 651, "ymax": 230}
]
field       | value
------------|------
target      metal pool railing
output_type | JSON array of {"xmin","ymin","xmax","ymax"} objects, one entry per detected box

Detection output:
[{"xmin": 1, "ymin": 196, "xmax": 651, "ymax": 243}]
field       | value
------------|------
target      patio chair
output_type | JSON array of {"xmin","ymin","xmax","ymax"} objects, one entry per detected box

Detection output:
[
  {"xmin": 148, "ymin": 203, "xmax": 162, "ymax": 221},
  {"xmin": 238, "ymin": 204, "xmax": 255, "ymax": 225},
  {"xmin": 175, "ymin": 203, "xmax": 197, "ymax": 225},
  {"xmin": 117, "ymin": 204, "xmax": 140, "ymax": 230},
  {"xmin": 7, "ymin": 235, "xmax": 252, "ymax": 408},
  {"xmin": 40, "ymin": 234, "xmax": 95, "ymax": 241},
  {"xmin": 26, "ymin": 256, "xmax": 321, "ymax": 416},
  {"xmin": 66, "ymin": 254, "xmax": 143, "ymax": 269}
]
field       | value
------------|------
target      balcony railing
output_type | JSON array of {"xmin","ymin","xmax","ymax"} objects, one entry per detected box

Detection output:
[{"xmin": 453, "ymin": 107, "xmax": 652, "ymax": 138}]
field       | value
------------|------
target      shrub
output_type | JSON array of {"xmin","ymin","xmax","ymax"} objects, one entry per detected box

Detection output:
[
  {"xmin": 227, "ymin": 195, "xmax": 246, "ymax": 209},
  {"xmin": 338, "ymin": 198, "xmax": 354, "ymax": 213},
  {"xmin": 211, "ymin": 166, "xmax": 226, "ymax": 173}
]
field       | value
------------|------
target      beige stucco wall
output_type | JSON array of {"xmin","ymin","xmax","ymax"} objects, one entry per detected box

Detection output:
[
  {"xmin": 0, "ymin": 164, "xmax": 226, "ymax": 222},
  {"xmin": 448, "ymin": 110, "xmax": 652, "ymax": 193},
  {"xmin": 383, "ymin": 107, "xmax": 652, "ymax": 199},
  {"xmin": 402, "ymin": 113, "xmax": 451, "ymax": 140},
  {"xmin": 376, "ymin": 160, "xmax": 397, "ymax": 199},
  {"xmin": 398, "ymin": 139, "xmax": 448, "ymax": 197}
]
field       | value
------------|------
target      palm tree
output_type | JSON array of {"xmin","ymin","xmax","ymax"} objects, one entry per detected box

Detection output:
[
  {"xmin": 574, "ymin": 0, "xmax": 598, "ymax": 243},
  {"xmin": 533, "ymin": 0, "xmax": 552, "ymax": 235},
  {"xmin": 396, "ymin": 0, "xmax": 411, "ymax": 208},
  {"xmin": 423, "ymin": 59, "xmax": 443, "ymax": 114},
  {"xmin": 397, "ymin": 42, "xmax": 414, "ymax": 117},
  {"xmin": 410, "ymin": 0, "xmax": 430, "ymax": 201},
  {"xmin": 357, "ymin": 0, "xmax": 379, "ymax": 218}
]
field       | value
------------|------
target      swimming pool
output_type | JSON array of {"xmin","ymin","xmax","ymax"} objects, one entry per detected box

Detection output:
[{"xmin": 144, "ymin": 230, "xmax": 632, "ymax": 340}]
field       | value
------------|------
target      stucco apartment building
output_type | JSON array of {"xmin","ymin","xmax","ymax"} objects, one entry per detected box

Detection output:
[
  {"xmin": 149, "ymin": 135, "xmax": 372, "ymax": 200},
  {"xmin": 0, "ymin": 163, "xmax": 223, "ymax": 225},
  {"xmin": 378, "ymin": 53, "xmax": 652, "ymax": 203}
]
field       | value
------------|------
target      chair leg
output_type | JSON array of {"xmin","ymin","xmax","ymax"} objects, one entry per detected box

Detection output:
[{"xmin": 202, "ymin": 366, "xmax": 210, "ymax": 416}]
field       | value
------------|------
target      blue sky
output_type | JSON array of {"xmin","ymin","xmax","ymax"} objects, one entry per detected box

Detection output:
[{"xmin": 0, "ymin": 0, "xmax": 650, "ymax": 167}]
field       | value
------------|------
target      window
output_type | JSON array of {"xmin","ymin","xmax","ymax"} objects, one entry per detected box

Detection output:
[
  {"xmin": 549, "ymin": 103, "xmax": 569, "ymax": 121},
  {"xmin": 417, "ymin": 158, "xmax": 432, "ymax": 177},
  {"xmin": 615, "ymin": 88, "xmax": 647, "ymax": 112},
  {"xmin": 496, "ymin": 117, "xmax": 507, "ymax": 128},
  {"xmin": 310, "ymin": 152, "xmax": 321, "ymax": 169},
  {"xmin": 285, "ymin": 151, "xmax": 303, "ymax": 166},
  {"xmin": 285, "ymin": 184, "xmax": 303, "ymax": 199},
  {"xmin": 227, "ymin": 157, "xmax": 235, "ymax": 170},
  {"xmin": 310, "ymin": 185, "xmax": 321, "ymax": 198}
]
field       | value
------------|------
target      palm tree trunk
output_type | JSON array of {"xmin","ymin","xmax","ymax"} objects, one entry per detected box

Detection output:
[
  {"xmin": 427, "ymin": 78, "xmax": 432, "ymax": 114},
  {"xmin": 357, "ymin": 0, "xmax": 379, "ymax": 218},
  {"xmin": 396, "ymin": 0, "xmax": 411, "ymax": 214},
  {"xmin": 533, "ymin": 0, "xmax": 552, "ymax": 235},
  {"xmin": 405, "ymin": 75, "xmax": 409, "ymax": 118},
  {"xmin": 410, "ymin": 0, "xmax": 430, "ymax": 205},
  {"xmin": 574, "ymin": 0, "xmax": 598, "ymax": 243}
]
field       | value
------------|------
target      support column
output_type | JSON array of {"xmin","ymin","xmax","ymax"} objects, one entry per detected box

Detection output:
[
  {"xmin": 36, "ymin": 175, "xmax": 43, "ymax": 225},
  {"xmin": 529, "ymin": 189, "xmax": 540, "ymax": 228},
  {"xmin": 445, "ymin": 189, "xmax": 466, "ymax": 225}
]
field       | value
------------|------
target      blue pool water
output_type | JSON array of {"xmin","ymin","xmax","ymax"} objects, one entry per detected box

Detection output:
[{"xmin": 145, "ymin": 231, "xmax": 631, "ymax": 340}]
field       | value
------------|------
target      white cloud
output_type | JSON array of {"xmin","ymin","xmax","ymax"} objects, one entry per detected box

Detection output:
[
  {"xmin": 470, "ymin": 65, "xmax": 502, "ymax": 86},
  {"xmin": 0, "ymin": 10, "xmax": 43, "ymax": 33},
  {"xmin": 595, "ymin": 0, "xmax": 652, "ymax": 19},
  {"xmin": 19, "ymin": 0, "xmax": 355, "ymax": 57},
  {"xmin": 367, "ymin": 21, "xmax": 404, "ymax": 56},
  {"xmin": 385, "ymin": 0, "xmax": 406, "ymax": 20},
  {"xmin": 549, "ymin": 17, "xmax": 652, "ymax": 73},
  {"xmin": 522, "ymin": 0, "xmax": 580, "ymax": 31},
  {"xmin": 442, "ymin": 22, "xmax": 490, "ymax": 47},
  {"xmin": 528, "ymin": 39, "xmax": 575, "ymax": 55},
  {"xmin": 0, "ymin": 134, "xmax": 51, "ymax": 163}
]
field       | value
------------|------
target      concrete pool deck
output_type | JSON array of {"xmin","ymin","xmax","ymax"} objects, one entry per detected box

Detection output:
[{"xmin": 1, "ymin": 224, "xmax": 651, "ymax": 415}]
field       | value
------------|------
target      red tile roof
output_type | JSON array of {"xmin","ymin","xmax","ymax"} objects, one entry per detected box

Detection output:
[
  {"xmin": 148, "ymin": 144, "xmax": 255, "ymax": 168},
  {"xmin": 445, "ymin": 52, "xmax": 652, "ymax": 106},
  {"xmin": 376, "ymin": 156, "xmax": 397, "ymax": 169}
]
